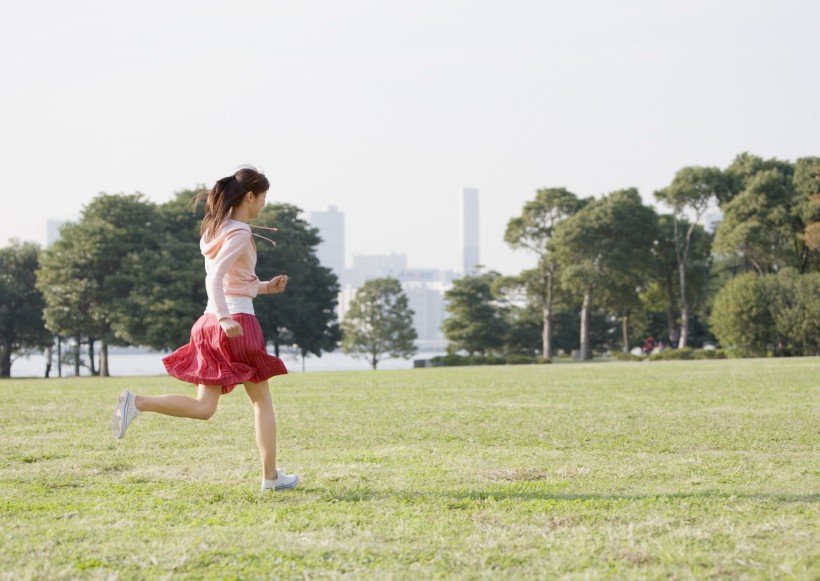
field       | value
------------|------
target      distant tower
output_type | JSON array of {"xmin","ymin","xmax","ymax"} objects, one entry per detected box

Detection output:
[
  {"xmin": 45, "ymin": 220, "xmax": 67, "ymax": 247},
  {"xmin": 459, "ymin": 188, "xmax": 479, "ymax": 275},
  {"xmin": 308, "ymin": 206, "xmax": 345, "ymax": 276}
]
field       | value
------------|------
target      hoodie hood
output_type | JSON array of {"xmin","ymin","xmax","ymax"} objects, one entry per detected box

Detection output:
[{"xmin": 200, "ymin": 219, "xmax": 251, "ymax": 259}]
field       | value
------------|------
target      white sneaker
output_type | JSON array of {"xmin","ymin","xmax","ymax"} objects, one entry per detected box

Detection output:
[
  {"xmin": 112, "ymin": 389, "xmax": 139, "ymax": 439},
  {"xmin": 261, "ymin": 468, "xmax": 300, "ymax": 491}
]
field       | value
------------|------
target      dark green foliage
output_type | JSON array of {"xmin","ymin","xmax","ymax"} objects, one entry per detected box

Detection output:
[
  {"xmin": 550, "ymin": 189, "xmax": 658, "ymax": 359},
  {"xmin": 711, "ymin": 270, "xmax": 820, "ymax": 356},
  {"xmin": 442, "ymin": 271, "xmax": 508, "ymax": 356},
  {"xmin": 430, "ymin": 353, "xmax": 549, "ymax": 367},
  {"xmin": 0, "ymin": 241, "xmax": 52, "ymax": 376},
  {"xmin": 36, "ymin": 194, "xmax": 166, "ymax": 375},
  {"xmin": 341, "ymin": 277, "xmax": 417, "ymax": 369}
]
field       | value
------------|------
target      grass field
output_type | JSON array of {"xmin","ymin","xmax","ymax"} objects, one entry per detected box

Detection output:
[{"xmin": 1, "ymin": 358, "xmax": 818, "ymax": 579}]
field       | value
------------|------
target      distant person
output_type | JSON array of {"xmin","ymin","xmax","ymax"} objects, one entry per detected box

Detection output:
[{"xmin": 111, "ymin": 166, "xmax": 299, "ymax": 492}]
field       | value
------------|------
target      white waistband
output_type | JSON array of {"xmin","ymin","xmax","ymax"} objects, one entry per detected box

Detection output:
[{"xmin": 224, "ymin": 296, "xmax": 254, "ymax": 316}]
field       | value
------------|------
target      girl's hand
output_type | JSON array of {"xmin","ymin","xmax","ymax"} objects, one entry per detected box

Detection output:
[
  {"xmin": 267, "ymin": 275, "xmax": 288, "ymax": 294},
  {"xmin": 219, "ymin": 317, "xmax": 243, "ymax": 337}
]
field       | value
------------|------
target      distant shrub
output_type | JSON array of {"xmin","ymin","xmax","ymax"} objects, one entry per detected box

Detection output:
[
  {"xmin": 645, "ymin": 347, "xmax": 728, "ymax": 361},
  {"xmin": 647, "ymin": 347, "xmax": 694, "ymax": 361},
  {"xmin": 431, "ymin": 354, "xmax": 469, "ymax": 367},
  {"xmin": 612, "ymin": 352, "xmax": 644, "ymax": 362},
  {"xmin": 430, "ymin": 354, "xmax": 550, "ymax": 367},
  {"xmin": 693, "ymin": 349, "xmax": 728, "ymax": 360},
  {"xmin": 504, "ymin": 354, "xmax": 550, "ymax": 365}
]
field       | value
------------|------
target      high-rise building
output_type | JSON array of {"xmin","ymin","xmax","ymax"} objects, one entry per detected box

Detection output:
[
  {"xmin": 308, "ymin": 206, "xmax": 345, "ymax": 277},
  {"xmin": 459, "ymin": 187, "xmax": 480, "ymax": 274},
  {"xmin": 45, "ymin": 220, "xmax": 67, "ymax": 247},
  {"xmin": 347, "ymin": 252, "xmax": 407, "ymax": 287}
]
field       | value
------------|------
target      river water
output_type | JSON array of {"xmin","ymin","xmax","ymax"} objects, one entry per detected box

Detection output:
[{"xmin": 10, "ymin": 348, "xmax": 447, "ymax": 378}]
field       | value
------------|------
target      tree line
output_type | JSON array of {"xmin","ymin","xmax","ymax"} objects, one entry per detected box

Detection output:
[
  {"xmin": 1, "ymin": 151, "xmax": 818, "ymax": 376},
  {"xmin": 442, "ymin": 152, "xmax": 820, "ymax": 360}
]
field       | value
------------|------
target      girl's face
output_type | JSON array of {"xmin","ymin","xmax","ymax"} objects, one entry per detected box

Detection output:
[{"xmin": 248, "ymin": 190, "xmax": 267, "ymax": 219}]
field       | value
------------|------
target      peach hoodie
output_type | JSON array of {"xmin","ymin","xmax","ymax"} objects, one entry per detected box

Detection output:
[{"xmin": 201, "ymin": 219, "xmax": 268, "ymax": 321}]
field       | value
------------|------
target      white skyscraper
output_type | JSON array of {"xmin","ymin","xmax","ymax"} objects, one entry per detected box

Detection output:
[
  {"xmin": 459, "ymin": 187, "xmax": 480, "ymax": 274},
  {"xmin": 45, "ymin": 219, "xmax": 67, "ymax": 247},
  {"xmin": 308, "ymin": 205, "xmax": 345, "ymax": 277}
]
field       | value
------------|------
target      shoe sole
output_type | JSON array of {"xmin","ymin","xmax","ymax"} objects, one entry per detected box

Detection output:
[
  {"xmin": 276, "ymin": 475, "xmax": 300, "ymax": 490},
  {"xmin": 262, "ymin": 475, "xmax": 300, "ymax": 491},
  {"xmin": 112, "ymin": 390, "xmax": 132, "ymax": 439}
]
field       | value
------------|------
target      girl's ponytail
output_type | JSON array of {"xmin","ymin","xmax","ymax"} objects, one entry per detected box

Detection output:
[{"xmin": 195, "ymin": 166, "xmax": 270, "ymax": 241}]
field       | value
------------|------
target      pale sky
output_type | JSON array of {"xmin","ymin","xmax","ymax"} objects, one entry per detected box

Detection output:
[{"xmin": 1, "ymin": 0, "xmax": 818, "ymax": 275}]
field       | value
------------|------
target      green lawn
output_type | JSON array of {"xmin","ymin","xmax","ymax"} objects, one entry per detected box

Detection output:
[{"xmin": 1, "ymin": 358, "xmax": 818, "ymax": 579}]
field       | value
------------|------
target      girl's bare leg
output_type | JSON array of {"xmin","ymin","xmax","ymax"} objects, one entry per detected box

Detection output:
[
  {"xmin": 134, "ymin": 384, "xmax": 221, "ymax": 420},
  {"xmin": 243, "ymin": 379, "xmax": 277, "ymax": 480}
]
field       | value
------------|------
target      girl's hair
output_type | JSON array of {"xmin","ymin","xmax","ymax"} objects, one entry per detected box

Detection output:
[{"xmin": 196, "ymin": 166, "xmax": 270, "ymax": 241}]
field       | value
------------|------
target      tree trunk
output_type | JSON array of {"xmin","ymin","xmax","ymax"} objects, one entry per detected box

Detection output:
[
  {"xmin": 370, "ymin": 355, "xmax": 378, "ymax": 370},
  {"xmin": 665, "ymin": 275, "xmax": 677, "ymax": 344},
  {"xmin": 621, "ymin": 309, "xmax": 630, "ymax": 353},
  {"xmin": 44, "ymin": 343, "xmax": 52, "ymax": 378},
  {"xmin": 99, "ymin": 339, "xmax": 110, "ymax": 377},
  {"xmin": 57, "ymin": 336, "xmax": 62, "ymax": 378},
  {"xmin": 673, "ymin": 216, "xmax": 691, "ymax": 349},
  {"xmin": 0, "ymin": 338, "xmax": 11, "ymax": 377},
  {"xmin": 88, "ymin": 339, "xmax": 97, "ymax": 376},
  {"xmin": 579, "ymin": 288, "xmax": 592, "ymax": 361},
  {"xmin": 74, "ymin": 335, "xmax": 81, "ymax": 376},
  {"xmin": 542, "ymin": 271, "xmax": 553, "ymax": 360},
  {"xmin": 678, "ymin": 260, "xmax": 689, "ymax": 349}
]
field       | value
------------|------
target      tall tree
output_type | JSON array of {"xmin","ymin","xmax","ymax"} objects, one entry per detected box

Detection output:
[
  {"xmin": 504, "ymin": 188, "xmax": 586, "ymax": 359},
  {"xmin": 37, "ymin": 194, "xmax": 163, "ymax": 375},
  {"xmin": 551, "ymin": 189, "xmax": 658, "ymax": 359},
  {"xmin": 646, "ymin": 215, "xmax": 713, "ymax": 345},
  {"xmin": 442, "ymin": 271, "xmax": 508, "ymax": 356},
  {"xmin": 0, "ymin": 241, "xmax": 52, "ymax": 377},
  {"xmin": 655, "ymin": 167, "xmax": 731, "ymax": 348},
  {"xmin": 341, "ymin": 277, "xmax": 417, "ymax": 369}
]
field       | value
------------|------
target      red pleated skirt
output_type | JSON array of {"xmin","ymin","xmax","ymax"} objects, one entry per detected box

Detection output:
[{"xmin": 162, "ymin": 313, "xmax": 287, "ymax": 394}]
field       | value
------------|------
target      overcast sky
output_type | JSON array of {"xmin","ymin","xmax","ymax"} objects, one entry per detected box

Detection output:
[{"xmin": 1, "ymin": 0, "xmax": 818, "ymax": 275}]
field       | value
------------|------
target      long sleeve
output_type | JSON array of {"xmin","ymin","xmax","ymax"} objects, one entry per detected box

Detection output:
[{"xmin": 205, "ymin": 229, "xmax": 253, "ymax": 321}]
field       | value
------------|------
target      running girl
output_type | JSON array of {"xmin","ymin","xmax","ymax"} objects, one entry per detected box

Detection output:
[{"xmin": 112, "ymin": 166, "xmax": 299, "ymax": 492}]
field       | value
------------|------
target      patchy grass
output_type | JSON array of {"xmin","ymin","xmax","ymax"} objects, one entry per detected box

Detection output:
[{"xmin": 1, "ymin": 358, "xmax": 818, "ymax": 579}]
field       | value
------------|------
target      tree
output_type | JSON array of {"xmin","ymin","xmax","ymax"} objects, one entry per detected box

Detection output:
[
  {"xmin": 253, "ymin": 204, "xmax": 341, "ymax": 365},
  {"xmin": 492, "ymin": 271, "xmax": 543, "ymax": 356},
  {"xmin": 442, "ymin": 271, "xmax": 508, "ymax": 356},
  {"xmin": 768, "ymin": 270, "xmax": 820, "ymax": 356},
  {"xmin": 115, "ymin": 188, "xmax": 208, "ymax": 350},
  {"xmin": 711, "ymin": 270, "xmax": 820, "ymax": 356},
  {"xmin": 551, "ymin": 189, "xmax": 658, "ymax": 359},
  {"xmin": 341, "ymin": 277, "xmax": 417, "ymax": 369},
  {"xmin": 0, "ymin": 241, "xmax": 52, "ymax": 377},
  {"xmin": 37, "ymin": 193, "xmax": 164, "ymax": 375},
  {"xmin": 645, "ymin": 215, "xmax": 713, "ymax": 345},
  {"xmin": 505, "ymin": 188, "xmax": 586, "ymax": 359},
  {"xmin": 793, "ymin": 157, "xmax": 820, "ymax": 272},
  {"xmin": 655, "ymin": 166, "xmax": 731, "ymax": 348}
]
